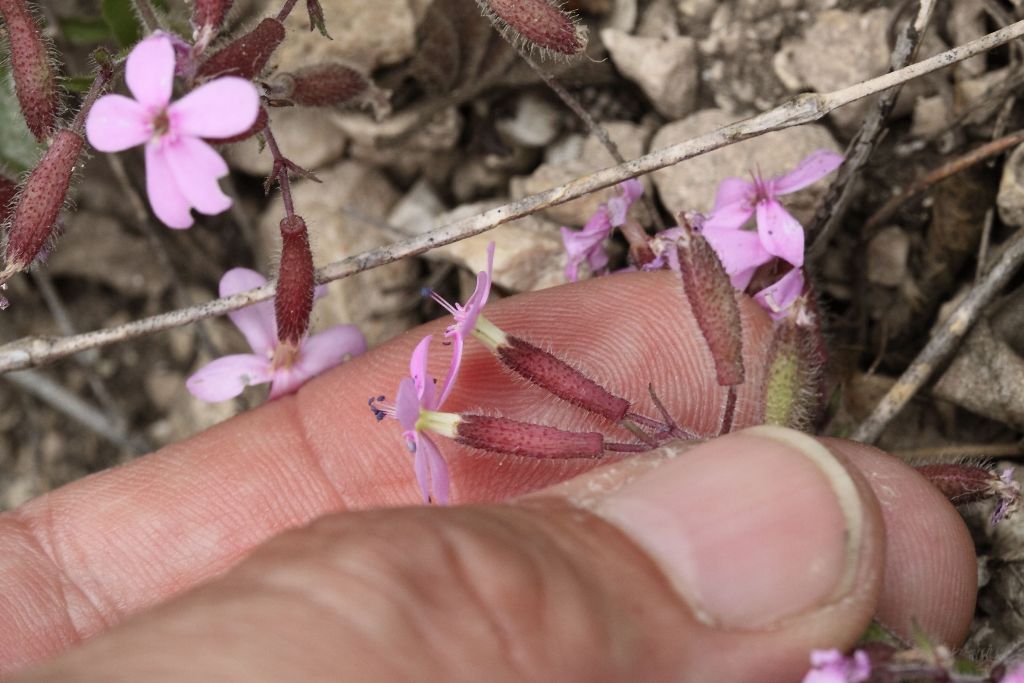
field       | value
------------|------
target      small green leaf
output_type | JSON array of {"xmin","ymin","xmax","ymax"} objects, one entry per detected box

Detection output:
[
  {"xmin": 101, "ymin": 0, "xmax": 141, "ymax": 47},
  {"xmin": 0, "ymin": 68, "xmax": 44, "ymax": 173},
  {"xmin": 59, "ymin": 16, "xmax": 113, "ymax": 46}
]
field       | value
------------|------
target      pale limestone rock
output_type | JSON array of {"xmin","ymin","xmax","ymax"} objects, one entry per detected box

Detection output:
[
  {"xmin": 226, "ymin": 106, "xmax": 347, "ymax": 175},
  {"xmin": 999, "ymin": 142, "xmax": 1024, "ymax": 227},
  {"xmin": 601, "ymin": 29, "xmax": 697, "ymax": 119}
]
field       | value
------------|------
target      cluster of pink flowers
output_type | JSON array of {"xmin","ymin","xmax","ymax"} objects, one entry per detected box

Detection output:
[
  {"xmin": 802, "ymin": 649, "xmax": 871, "ymax": 683},
  {"xmin": 560, "ymin": 178, "xmax": 644, "ymax": 282},
  {"xmin": 85, "ymin": 32, "xmax": 260, "ymax": 228}
]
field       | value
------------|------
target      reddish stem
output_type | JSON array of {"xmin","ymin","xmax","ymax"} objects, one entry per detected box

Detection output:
[{"xmin": 262, "ymin": 123, "xmax": 295, "ymax": 218}]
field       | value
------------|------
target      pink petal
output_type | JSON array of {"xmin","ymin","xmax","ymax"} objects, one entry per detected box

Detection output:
[
  {"xmin": 409, "ymin": 335, "xmax": 436, "ymax": 407},
  {"xmin": 145, "ymin": 143, "xmax": 194, "ymax": 229},
  {"xmin": 162, "ymin": 136, "xmax": 232, "ymax": 216},
  {"xmin": 712, "ymin": 177, "xmax": 753, "ymax": 212},
  {"xmin": 170, "ymin": 77, "xmax": 261, "ymax": 139},
  {"xmin": 291, "ymin": 324, "xmax": 367, "ymax": 381},
  {"xmin": 454, "ymin": 242, "xmax": 494, "ymax": 338},
  {"xmin": 756, "ymin": 199, "xmax": 805, "ymax": 267},
  {"xmin": 220, "ymin": 268, "xmax": 276, "ymax": 356},
  {"xmin": 703, "ymin": 200, "xmax": 754, "ymax": 232},
  {"xmin": 607, "ymin": 178, "xmax": 643, "ymax": 226},
  {"xmin": 412, "ymin": 433, "xmax": 432, "ymax": 504},
  {"xmin": 186, "ymin": 353, "xmax": 272, "ymax": 402},
  {"xmin": 753, "ymin": 268, "xmax": 805, "ymax": 320},
  {"xmin": 126, "ymin": 33, "xmax": 175, "ymax": 109},
  {"xmin": 85, "ymin": 95, "xmax": 150, "ymax": 152},
  {"xmin": 395, "ymin": 377, "xmax": 420, "ymax": 431},
  {"xmin": 701, "ymin": 226, "xmax": 774, "ymax": 289},
  {"xmin": 268, "ymin": 367, "xmax": 305, "ymax": 400},
  {"xmin": 436, "ymin": 332, "xmax": 461, "ymax": 408},
  {"xmin": 770, "ymin": 150, "xmax": 844, "ymax": 195},
  {"xmin": 418, "ymin": 433, "xmax": 450, "ymax": 505}
]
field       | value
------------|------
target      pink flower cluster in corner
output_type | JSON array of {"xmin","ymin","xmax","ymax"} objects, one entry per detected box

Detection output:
[
  {"xmin": 85, "ymin": 32, "xmax": 260, "ymax": 229},
  {"xmin": 187, "ymin": 268, "xmax": 366, "ymax": 402},
  {"xmin": 561, "ymin": 178, "xmax": 643, "ymax": 282},
  {"xmin": 702, "ymin": 150, "xmax": 843, "ymax": 290},
  {"xmin": 801, "ymin": 649, "xmax": 870, "ymax": 683},
  {"xmin": 1002, "ymin": 664, "xmax": 1024, "ymax": 683}
]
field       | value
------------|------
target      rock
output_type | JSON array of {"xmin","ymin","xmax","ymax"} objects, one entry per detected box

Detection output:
[
  {"xmin": 388, "ymin": 179, "xmax": 446, "ymax": 235},
  {"xmin": 635, "ymin": 0, "xmax": 679, "ymax": 39},
  {"xmin": 268, "ymin": 0, "xmax": 418, "ymax": 71},
  {"xmin": 998, "ymin": 142, "xmax": 1024, "ymax": 227},
  {"xmin": 510, "ymin": 121, "xmax": 652, "ymax": 226},
  {"xmin": 256, "ymin": 161, "xmax": 417, "ymax": 346},
  {"xmin": 934, "ymin": 321, "xmax": 1024, "ymax": 430},
  {"xmin": 677, "ymin": 0, "xmax": 717, "ymax": 23},
  {"xmin": 404, "ymin": 201, "xmax": 568, "ymax": 293},
  {"xmin": 649, "ymin": 109, "xmax": 840, "ymax": 221},
  {"xmin": 601, "ymin": 29, "xmax": 698, "ymax": 119},
  {"xmin": 947, "ymin": 0, "xmax": 988, "ymax": 78},
  {"xmin": 913, "ymin": 68, "xmax": 1013, "ymax": 138},
  {"xmin": 226, "ymin": 106, "xmax": 347, "ymax": 175},
  {"xmin": 866, "ymin": 226, "xmax": 910, "ymax": 287},
  {"xmin": 47, "ymin": 211, "xmax": 170, "ymax": 297},
  {"xmin": 495, "ymin": 93, "xmax": 563, "ymax": 148}
]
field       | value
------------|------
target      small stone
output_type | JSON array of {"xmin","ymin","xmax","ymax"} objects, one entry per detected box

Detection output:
[
  {"xmin": 495, "ymin": 93, "xmax": 563, "ymax": 148},
  {"xmin": 934, "ymin": 321, "xmax": 1024, "ymax": 431},
  {"xmin": 947, "ymin": 0, "xmax": 988, "ymax": 78},
  {"xmin": 866, "ymin": 226, "xmax": 910, "ymax": 287},
  {"xmin": 649, "ymin": 109, "xmax": 840, "ymax": 221},
  {"xmin": 510, "ymin": 121, "xmax": 652, "ymax": 226},
  {"xmin": 601, "ymin": 29, "xmax": 697, "ymax": 119},
  {"xmin": 388, "ymin": 179, "xmax": 446, "ymax": 236},
  {"xmin": 635, "ymin": 0, "xmax": 679, "ymax": 39},
  {"xmin": 226, "ymin": 106, "xmax": 347, "ymax": 175},
  {"xmin": 677, "ymin": 0, "xmax": 717, "ymax": 22},
  {"xmin": 999, "ymin": 143, "xmax": 1024, "ymax": 227},
  {"xmin": 256, "ymin": 161, "xmax": 417, "ymax": 346}
]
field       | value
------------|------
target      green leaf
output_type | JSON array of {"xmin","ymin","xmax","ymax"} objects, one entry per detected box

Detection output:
[
  {"xmin": 59, "ymin": 16, "xmax": 113, "ymax": 46},
  {"xmin": 0, "ymin": 68, "xmax": 44, "ymax": 173},
  {"xmin": 102, "ymin": 0, "xmax": 141, "ymax": 47}
]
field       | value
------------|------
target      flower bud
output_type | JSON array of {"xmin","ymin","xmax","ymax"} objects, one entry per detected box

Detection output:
[
  {"xmin": 192, "ymin": 0, "xmax": 234, "ymax": 33},
  {"xmin": 2, "ymin": 129, "xmax": 83, "ymax": 276},
  {"xmin": 457, "ymin": 414, "xmax": 604, "ymax": 458},
  {"xmin": 269, "ymin": 62, "xmax": 389, "ymax": 117},
  {"xmin": 917, "ymin": 464, "xmax": 1020, "ymax": 525},
  {"xmin": 196, "ymin": 17, "xmax": 285, "ymax": 80},
  {"xmin": 495, "ymin": 334, "xmax": 630, "ymax": 421},
  {"xmin": 274, "ymin": 214, "xmax": 314, "ymax": 346},
  {"xmin": 0, "ymin": 0, "xmax": 60, "ymax": 141},
  {"xmin": 0, "ymin": 174, "xmax": 17, "ymax": 224},
  {"xmin": 476, "ymin": 0, "xmax": 588, "ymax": 56},
  {"xmin": 762, "ymin": 317, "xmax": 820, "ymax": 430},
  {"xmin": 673, "ymin": 219, "xmax": 745, "ymax": 387}
]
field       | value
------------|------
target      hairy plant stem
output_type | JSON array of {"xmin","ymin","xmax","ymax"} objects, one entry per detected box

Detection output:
[
  {"xmin": 262, "ymin": 123, "xmax": 296, "ymax": 218},
  {"xmin": 131, "ymin": 0, "xmax": 160, "ymax": 33},
  {"xmin": 276, "ymin": 0, "xmax": 300, "ymax": 22}
]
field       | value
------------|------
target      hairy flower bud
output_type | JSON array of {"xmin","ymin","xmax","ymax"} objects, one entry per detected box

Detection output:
[
  {"xmin": 476, "ymin": 0, "xmax": 588, "ymax": 56},
  {"xmin": 2, "ymin": 129, "xmax": 82, "ymax": 276},
  {"xmin": 192, "ymin": 0, "xmax": 234, "ymax": 32},
  {"xmin": 267, "ymin": 62, "xmax": 391, "ymax": 118},
  {"xmin": 496, "ymin": 334, "xmax": 630, "ymax": 421},
  {"xmin": 457, "ymin": 414, "xmax": 604, "ymax": 459},
  {"xmin": 196, "ymin": 17, "xmax": 285, "ymax": 80},
  {"xmin": 0, "ymin": 174, "xmax": 17, "ymax": 224},
  {"xmin": 0, "ymin": 0, "xmax": 60, "ymax": 141},
  {"xmin": 274, "ymin": 214, "xmax": 315, "ymax": 346},
  {"xmin": 916, "ymin": 464, "xmax": 1020, "ymax": 524}
]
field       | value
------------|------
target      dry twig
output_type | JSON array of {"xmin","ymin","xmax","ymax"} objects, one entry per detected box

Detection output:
[
  {"xmin": 852, "ymin": 228, "xmax": 1024, "ymax": 444},
  {"xmin": 2, "ymin": 20, "xmax": 1024, "ymax": 374}
]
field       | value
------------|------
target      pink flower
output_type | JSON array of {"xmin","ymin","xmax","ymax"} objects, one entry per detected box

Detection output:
[
  {"xmin": 85, "ymin": 32, "xmax": 260, "ymax": 229},
  {"xmin": 1001, "ymin": 664, "xmax": 1024, "ymax": 683},
  {"xmin": 753, "ymin": 267, "xmax": 805, "ymax": 321},
  {"xmin": 427, "ymin": 242, "xmax": 495, "ymax": 398},
  {"xmin": 561, "ymin": 178, "xmax": 644, "ymax": 282},
  {"xmin": 802, "ymin": 649, "xmax": 870, "ymax": 683},
  {"xmin": 187, "ymin": 268, "xmax": 366, "ymax": 402},
  {"xmin": 371, "ymin": 335, "xmax": 460, "ymax": 504},
  {"xmin": 701, "ymin": 150, "xmax": 843, "ymax": 289}
]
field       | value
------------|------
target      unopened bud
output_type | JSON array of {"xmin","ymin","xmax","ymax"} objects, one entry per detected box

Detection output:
[
  {"xmin": 673, "ymin": 219, "xmax": 745, "ymax": 387},
  {"xmin": 762, "ymin": 318, "xmax": 821, "ymax": 430},
  {"xmin": 274, "ymin": 214, "xmax": 314, "ymax": 346},
  {"xmin": 2, "ymin": 130, "xmax": 83, "ymax": 276},
  {"xmin": 496, "ymin": 334, "xmax": 630, "ymax": 421},
  {"xmin": 205, "ymin": 105, "xmax": 267, "ymax": 144},
  {"xmin": 476, "ymin": 0, "xmax": 588, "ymax": 56},
  {"xmin": 196, "ymin": 17, "xmax": 285, "ymax": 80},
  {"xmin": 0, "ymin": 174, "xmax": 17, "ymax": 225},
  {"xmin": 192, "ymin": 0, "xmax": 234, "ymax": 33},
  {"xmin": 269, "ymin": 63, "xmax": 389, "ymax": 117},
  {"xmin": 457, "ymin": 414, "xmax": 604, "ymax": 458},
  {"xmin": 0, "ymin": 0, "xmax": 60, "ymax": 141},
  {"xmin": 917, "ymin": 464, "xmax": 1021, "ymax": 525}
]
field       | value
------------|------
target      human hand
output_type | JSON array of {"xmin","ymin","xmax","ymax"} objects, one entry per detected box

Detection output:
[{"xmin": 1, "ymin": 272, "xmax": 976, "ymax": 681}]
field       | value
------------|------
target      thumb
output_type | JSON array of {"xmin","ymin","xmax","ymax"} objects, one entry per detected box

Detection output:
[{"xmin": 15, "ymin": 427, "xmax": 954, "ymax": 683}]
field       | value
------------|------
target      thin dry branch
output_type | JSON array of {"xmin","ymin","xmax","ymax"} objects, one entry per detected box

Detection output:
[
  {"xmin": 852, "ymin": 228, "xmax": 1024, "ymax": 444},
  {"xmin": 2, "ymin": 20, "xmax": 1024, "ymax": 374}
]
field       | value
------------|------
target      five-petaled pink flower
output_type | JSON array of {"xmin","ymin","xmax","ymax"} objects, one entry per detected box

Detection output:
[
  {"xmin": 85, "ymin": 32, "xmax": 260, "ymax": 229},
  {"xmin": 701, "ymin": 150, "xmax": 843, "ymax": 289},
  {"xmin": 561, "ymin": 178, "xmax": 644, "ymax": 282},
  {"xmin": 801, "ymin": 649, "xmax": 871, "ymax": 683},
  {"xmin": 372, "ymin": 335, "xmax": 460, "ymax": 504},
  {"xmin": 187, "ymin": 268, "xmax": 366, "ymax": 402}
]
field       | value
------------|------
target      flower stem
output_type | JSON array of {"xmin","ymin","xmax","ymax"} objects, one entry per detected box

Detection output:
[
  {"xmin": 262, "ymin": 123, "xmax": 295, "ymax": 218},
  {"xmin": 276, "ymin": 0, "xmax": 300, "ymax": 22},
  {"xmin": 131, "ymin": 0, "xmax": 160, "ymax": 32}
]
